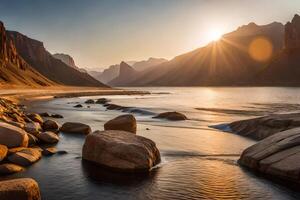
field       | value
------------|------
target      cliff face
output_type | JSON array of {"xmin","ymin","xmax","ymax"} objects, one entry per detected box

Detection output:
[
  {"xmin": 53, "ymin": 53, "xmax": 76, "ymax": 68},
  {"xmin": 285, "ymin": 14, "xmax": 300, "ymax": 51},
  {"xmin": 7, "ymin": 31, "xmax": 106, "ymax": 87},
  {"xmin": 0, "ymin": 21, "xmax": 54, "ymax": 87},
  {"xmin": 108, "ymin": 62, "xmax": 137, "ymax": 86}
]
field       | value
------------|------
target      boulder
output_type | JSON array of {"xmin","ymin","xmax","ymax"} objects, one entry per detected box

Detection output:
[
  {"xmin": 0, "ymin": 163, "xmax": 24, "ymax": 175},
  {"xmin": 42, "ymin": 147, "xmax": 57, "ymax": 156},
  {"xmin": 82, "ymin": 130, "xmax": 161, "ymax": 172},
  {"xmin": 24, "ymin": 122, "xmax": 42, "ymax": 136},
  {"xmin": 239, "ymin": 127, "xmax": 300, "ymax": 184},
  {"xmin": 27, "ymin": 134, "xmax": 39, "ymax": 147},
  {"xmin": 85, "ymin": 99, "xmax": 95, "ymax": 104},
  {"xmin": 42, "ymin": 120, "xmax": 59, "ymax": 132},
  {"xmin": 74, "ymin": 104, "xmax": 83, "ymax": 108},
  {"xmin": 8, "ymin": 148, "xmax": 42, "ymax": 166},
  {"xmin": 0, "ymin": 145, "xmax": 8, "ymax": 161},
  {"xmin": 60, "ymin": 122, "xmax": 91, "ymax": 135},
  {"xmin": 0, "ymin": 122, "xmax": 28, "ymax": 148},
  {"xmin": 0, "ymin": 178, "xmax": 41, "ymax": 200},
  {"xmin": 104, "ymin": 114, "xmax": 137, "ymax": 134},
  {"xmin": 153, "ymin": 112, "xmax": 187, "ymax": 121},
  {"xmin": 37, "ymin": 132, "xmax": 59, "ymax": 144},
  {"xmin": 26, "ymin": 113, "xmax": 43, "ymax": 124}
]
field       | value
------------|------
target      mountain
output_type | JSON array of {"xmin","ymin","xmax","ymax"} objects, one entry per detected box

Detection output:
[
  {"xmin": 132, "ymin": 57, "xmax": 167, "ymax": 71},
  {"xmin": 0, "ymin": 21, "xmax": 54, "ymax": 87},
  {"xmin": 108, "ymin": 62, "xmax": 138, "ymax": 86},
  {"xmin": 255, "ymin": 14, "xmax": 300, "ymax": 86},
  {"xmin": 7, "ymin": 31, "xmax": 106, "ymax": 87},
  {"xmin": 53, "ymin": 53, "xmax": 87, "ymax": 73},
  {"xmin": 88, "ymin": 58, "xmax": 167, "ymax": 84},
  {"xmin": 124, "ymin": 21, "xmax": 284, "ymax": 86}
]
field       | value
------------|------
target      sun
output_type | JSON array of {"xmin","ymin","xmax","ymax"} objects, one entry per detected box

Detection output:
[{"xmin": 208, "ymin": 29, "xmax": 223, "ymax": 41}]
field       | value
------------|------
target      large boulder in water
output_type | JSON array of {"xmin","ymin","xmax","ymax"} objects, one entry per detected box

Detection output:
[
  {"xmin": 0, "ymin": 178, "xmax": 41, "ymax": 200},
  {"xmin": 8, "ymin": 148, "xmax": 42, "ymax": 166},
  {"xmin": 0, "ymin": 122, "xmax": 28, "ymax": 148},
  {"xmin": 153, "ymin": 111, "xmax": 187, "ymax": 121},
  {"xmin": 60, "ymin": 122, "xmax": 91, "ymax": 135},
  {"xmin": 104, "ymin": 114, "xmax": 137, "ymax": 134},
  {"xmin": 82, "ymin": 130, "xmax": 160, "ymax": 172},
  {"xmin": 37, "ymin": 132, "xmax": 59, "ymax": 144},
  {"xmin": 239, "ymin": 127, "xmax": 300, "ymax": 185}
]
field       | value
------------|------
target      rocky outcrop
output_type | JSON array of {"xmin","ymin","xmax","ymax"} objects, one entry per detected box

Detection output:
[
  {"xmin": 0, "ymin": 178, "xmax": 41, "ymax": 200},
  {"xmin": 104, "ymin": 114, "xmax": 137, "ymax": 133},
  {"xmin": 239, "ymin": 127, "xmax": 300, "ymax": 185},
  {"xmin": 60, "ymin": 122, "xmax": 91, "ymax": 134},
  {"xmin": 82, "ymin": 130, "xmax": 160, "ymax": 172},
  {"xmin": 0, "ymin": 122, "xmax": 28, "ymax": 148},
  {"xmin": 8, "ymin": 148, "xmax": 42, "ymax": 166},
  {"xmin": 153, "ymin": 112, "xmax": 187, "ymax": 121},
  {"xmin": 228, "ymin": 113, "xmax": 300, "ymax": 140}
]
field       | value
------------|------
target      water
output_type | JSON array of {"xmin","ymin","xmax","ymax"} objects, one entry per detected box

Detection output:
[{"xmin": 3, "ymin": 87, "xmax": 300, "ymax": 199}]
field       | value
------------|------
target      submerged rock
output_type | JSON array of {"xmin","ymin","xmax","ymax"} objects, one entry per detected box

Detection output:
[
  {"xmin": 51, "ymin": 114, "xmax": 63, "ymax": 119},
  {"xmin": 0, "ymin": 178, "xmax": 41, "ymax": 200},
  {"xmin": 0, "ymin": 145, "xmax": 8, "ymax": 161},
  {"xmin": 95, "ymin": 98, "xmax": 109, "ymax": 104},
  {"xmin": 0, "ymin": 122, "xmax": 28, "ymax": 148},
  {"xmin": 229, "ymin": 113, "xmax": 300, "ymax": 140},
  {"xmin": 37, "ymin": 132, "xmax": 59, "ymax": 144},
  {"xmin": 153, "ymin": 111, "xmax": 187, "ymax": 121},
  {"xmin": 82, "ymin": 130, "xmax": 161, "ymax": 172},
  {"xmin": 42, "ymin": 147, "xmax": 57, "ymax": 156},
  {"xmin": 104, "ymin": 114, "xmax": 137, "ymax": 134},
  {"xmin": 8, "ymin": 148, "xmax": 42, "ymax": 166},
  {"xmin": 60, "ymin": 122, "xmax": 91, "ymax": 135},
  {"xmin": 74, "ymin": 104, "xmax": 83, "ymax": 108},
  {"xmin": 0, "ymin": 163, "xmax": 24, "ymax": 175},
  {"xmin": 239, "ymin": 127, "xmax": 300, "ymax": 185},
  {"xmin": 85, "ymin": 99, "xmax": 95, "ymax": 104}
]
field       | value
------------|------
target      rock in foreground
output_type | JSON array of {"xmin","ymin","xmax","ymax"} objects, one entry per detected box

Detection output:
[
  {"xmin": 104, "ymin": 114, "xmax": 137, "ymax": 133},
  {"xmin": 0, "ymin": 122, "xmax": 28, "ymax": 148},
  {"xmin": 60, "ymin": 122, "xmax": 91, "ymax": 135},
  {"xmin": 0, "ymin": 163, "xmax": 24, "ymax": 175},
  {"xmin": 37, "ymin": 132, "xmax": 59, "ymax": 144},
  {"xmin": 0, "ymin": 178, "xmax": 41, "ymax": 200},
  {"xmin": 229, "ymin": 113, "xmax": 300, "ymax": 140},
  {"xmin": 239, "ymin": 127, "xmax": 300, "ymax": 185},
  {"xmin": 82, "ymin": 130, "xmax": 160, "ymax": 172},
  {"xmin": 153, "ymin": 111, "xmax": 187, "ymax": 121},
  {"xmin": 0, "ymin": 145, "xmax": 8, "ymax": 161},
  {"xmin": 8, "ymin": 148, "xmax": 42, "ymax": 166}
]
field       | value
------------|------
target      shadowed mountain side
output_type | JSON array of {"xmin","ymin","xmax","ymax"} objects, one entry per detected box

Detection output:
[
  {"xmin": 122, "ymin": 22, "xmax": 284, "ymax": 86},
  {"xmin": 7, "ymin": 31, "xmax": 107, "ymax": 87},
  {"xmin": 0, "ymin": 21, "xmax": 54, "ymax": 87},
  {"xmin": 53, "ymin": 53, "xmax": 87, "ymax": 73},
  {"xmin": 109, "ymin": 62, "xmax": 138, "ymax": 86}
]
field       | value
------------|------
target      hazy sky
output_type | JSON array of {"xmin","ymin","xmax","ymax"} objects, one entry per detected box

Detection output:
[{"xmin": 1, "ymin": 0, "xmax": 299, "ymax": 70}]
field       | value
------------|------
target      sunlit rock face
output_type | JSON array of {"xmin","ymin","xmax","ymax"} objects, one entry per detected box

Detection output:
[{"xmin": 285, "ymin": 14, "xmax": 300, "ymax": 51}]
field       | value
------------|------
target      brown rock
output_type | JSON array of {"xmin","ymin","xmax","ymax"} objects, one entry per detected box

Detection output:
[
  {"xmin": 0, "ymin": 178, "xmax": 41, "ymax": 200},
  {"xmin": 37, "ymin": 132, "xmax": 59, "ymax": 144},
  {"xmin": 27, "ymin": 133, "xmax": 39, "ymax": 147},
  {"xmin": 0, "ymin": 122, "xmax": 28, "ymax": 148},
  {"xmin": 0, "ymin": 163, "xmax": 24, "ymax": 175},
  {"xmin": 42, "ymin": 147, "xmax": 57, "ymax": 156},
  {"xmin": 8, "ymin": 148, "xmax": 42, "ymax": 166},
  {"xmin": 104, "ymin": 114, "xmax": 137, "ymax": 133},
  {"xmin": 85, "ymin": 99, "xmax": 95, "ymax": 104},
  {"xmin": 153, "ymin": 111, "xmax": 187, "ymax": 121},
  {"xmin": 0, "ymin": 145, "xmax": 8, "ymax": 161},
  {"xmin": 82, "ymin": 130, "xmax": 161, "ymax": 172},
  {"xmin": 60, "ymin": 122, "xmax": 91, "ymax": 135},
  {"xmin": 42, "ymin": 120, "xmax": 59, "ymax": 132},
  {"xmin": 74, "ymin": 104, "xmax": 83, "ymax": 108},
  {"xmin": 26, "ymin": 113, "xmax": 43, "ymax": 124},
  {"xmin": 24, "ymin": 122, "xmax": 42, "ymax": 136}
]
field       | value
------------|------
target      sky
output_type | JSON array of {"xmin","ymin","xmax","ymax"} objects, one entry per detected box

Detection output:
[{"xmin": 0, "ymin": 0, "xmax": 300, "ymax": 70}]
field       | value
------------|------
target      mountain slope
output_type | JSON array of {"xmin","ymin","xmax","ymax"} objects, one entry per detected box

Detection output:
[
  {"xmin": 53, "ymin": 53, "xmax": 87, "ymax": 73},
  {"xmin": 0, "ymin": 21, "xmax": 54, "ymax": 87},
  {"xmin": 7, "ymin": 31, "xmax": 106, "ymax": 87},
  {"xmin": 109, "ymin": 62, "xmax": 138, "ymax": 86},
  {"xmin": 132, "ymin": 57, "xmax": 167, "ymax": 71},
  {"xmin": 125, "ymin": 22, "xmax": 284, "ymax": 86}
]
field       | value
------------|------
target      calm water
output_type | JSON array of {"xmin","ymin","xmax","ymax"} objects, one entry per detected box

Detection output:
[{"xmin": 4, "ymin": 87, "xmax": 300, "ymax": 199}]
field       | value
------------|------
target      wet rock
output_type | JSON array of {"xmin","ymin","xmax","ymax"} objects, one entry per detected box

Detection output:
[
  {"xmin": 27, "ymin": 134, "xmax": 39, "ymax": 147},
  {"xmin": 96, "ymin": 98, "xmax": 109, "ymax": 104},
  {"xmin": 85, "ymin": 99, "xmax": 95, "ymax": 104},
  {"xmin": 0, "ymin": 178, "xmax": 41, "ymax": 200},
  {"xmin": 0, "ymin": 145, "xmax": 8, "ymax": 161},
  {"xmin": 42, "ymin": 147, "xmax": 57, "ymax": 156},
  {"xmin": 0, "ymin": 122, "xmax": 29, "ymax": 148},
  {"xmin": 57, "ymin": 150, "xmax": 68, "ymax": 155},
  {"xmin": 37, "ymin": 132, "xmax": 59, "ymax": 144},
  {"xmin": 74, "ymin": 104, "xmax": 83, "ymax": 108},
  {"xmin": 39, "ymin": 112, "xmax": 51, "ymax": 117},
  {"xmin": 8, "ymin": 147, "xmax": 28, "ymax": 155},
  {"xmin": 51, "ymin": 114, "xmax": 63, "ymax": 119},
  {"xmin": 229, "ymin": 113, "xmax": 300, "ymax": 140},
  {"xmin": 82, "ymin": 130, "xmax": 161, "ymax": 172},
  {"xmin": 60, "ymin": 122, "xmax": 91, "ymax": 135},
  {"xmin": 239, "ymin": 127, "xmax": 300, "ymax": 184},
  {"xmin": 24, "ymin": 122, "xmax": 42, "ymax": 136},
  {"xmin": 8, "ymin": 148, "xmax": 42, "ymax": 166},
  {"xmin": 105, "ymin": 104, "xmax": 125, "ymax": 110},
  {"xmin": 104, "ymin": 114, "xmax": 137, "ymax": 134},
  {"xmin": 0, "ymin": 163, "xmax": 24, "ymax": 175},
  {"xmin": 6, "ymin": 121, "xmax": 25, "ymax": 129},
  {"xmin": 26, "ymin": 113, "xmax": 43, "ymax": 124},
  {"xmin": 42, "ymin": 120, "xmax": 60, "ymax": 132},
  {"xmin": 153, "ymin": 111, "xmax": 187, "ymax": 121}
]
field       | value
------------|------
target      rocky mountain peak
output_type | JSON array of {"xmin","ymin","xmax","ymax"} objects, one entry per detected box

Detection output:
[{"xmin": 285, "ymin": 14, "xmax": 300, "ymax": 50}]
